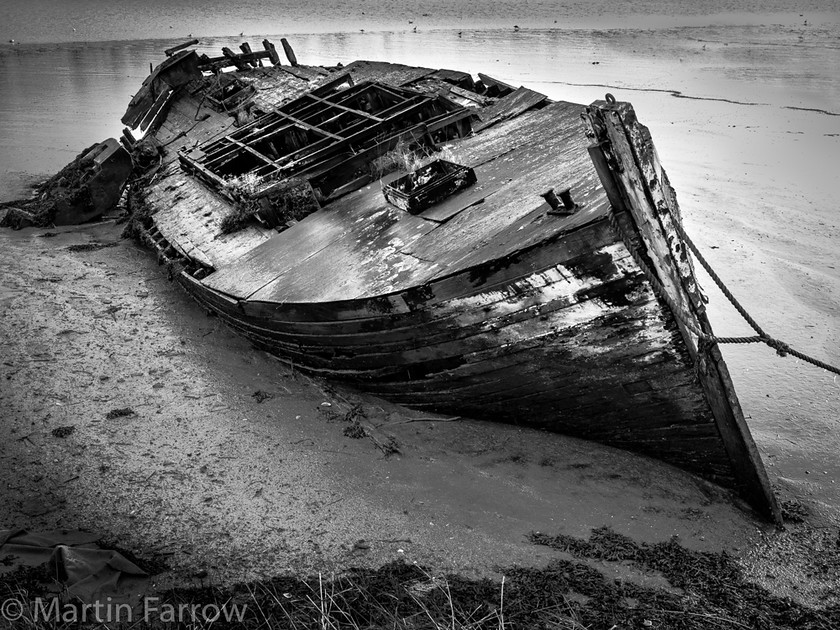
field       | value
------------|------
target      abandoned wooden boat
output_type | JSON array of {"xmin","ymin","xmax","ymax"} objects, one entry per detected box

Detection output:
[{"xmin": 120, "ymin": 40, "xmax": 781, "ymax": 523}]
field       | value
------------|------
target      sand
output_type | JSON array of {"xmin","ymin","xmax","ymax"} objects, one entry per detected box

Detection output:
[
  {"xmin": 1, "ymin": 219, "xmax": 838, "ymax": 609},
  {"xmin": 1, "ymin": 14, "xmax": 839, "ymax": 614}
]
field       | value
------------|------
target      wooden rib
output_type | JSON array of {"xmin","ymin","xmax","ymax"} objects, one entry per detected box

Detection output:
[
  {"xmin": 276, "ymin": 82, "xmax": 379, "ymax": 121},
  {"xmin": 426, "ymin": 108, "xmax": 474, "ymax": 133},
  {"xmin": 303, "ymin": 93, "xmax": 383, "ymax": 121},
  {"xmin": 223, "ymin": 136, "xmax": 277, "ymax": 167},
  {"xmin": 273, "ymin": 110, "xmax": 343, "ymax": 139}
]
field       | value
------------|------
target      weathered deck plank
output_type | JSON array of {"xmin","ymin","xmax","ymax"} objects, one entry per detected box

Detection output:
[
  {"xmin": 244, "ymin": 66, "xmax": 316, "ymax": 111},
  {"xmin": 340, "ymin": 60, "xmax": 435, "ymax": 86},
  {"xmin": 475, "ymin": 86, "xmax": 548, "ymax": 131},
  {"xmin": 145, "ymin": 176, "xmax": 273, "ymax": 270},
  {"xmin": 247, "ymin": 199, "xmax": 437, "ymax": 302}
]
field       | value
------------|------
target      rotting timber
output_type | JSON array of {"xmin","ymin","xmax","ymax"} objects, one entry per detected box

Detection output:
[{"xmin": 121, "ymin": 39, "xmax": 781, "ymax": 523}]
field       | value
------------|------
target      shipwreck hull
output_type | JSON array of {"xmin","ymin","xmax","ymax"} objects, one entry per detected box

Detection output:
[
  {"xmin": 124, "ymin": 47, "xmax": 779, "ymax": 522},
  {"xmin": 177, "ymin": 214, "xmax": 740, "ymax": 495}
]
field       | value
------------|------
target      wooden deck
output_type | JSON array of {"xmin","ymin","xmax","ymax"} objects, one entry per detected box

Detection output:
[{"xmin": 200, "ymin": 99, "xmax": 606, "ymax": 301}]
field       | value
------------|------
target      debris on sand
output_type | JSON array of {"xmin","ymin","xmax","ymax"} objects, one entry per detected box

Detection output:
[
  {"xmin": 0, "ymin": 139, "xmax": 132, "ymax": 229},
  {"xmin": 319, "ymin": 401, "xmax": 365, "ymax": 423},
  {"xmin": 251, "ymin": 390, "xmax": 274, "ymax": 403},
  {"xmin": 50, "ymin": 425, "xmax": 76, "ymax": 438},
  {"xmin": 65, "ymin": 242, "xmax": 119, "ymax": 253},
  {"xmin": 343, "ymin": 422, "xmax": 366, "ymax": 439},
  {"xmin": 0, "ymin": 205, "xmax": 39, "ymax": 230},
  {"xmin": 95, "ymin": 539, "xmax": 170, "ymax": 576},
  {"xmin": 528, "ymin": 527, "xmax": 839, "ymax": 628},
  {"xmin": 105, "ymin": 407, "xmax": 136, "ymax": 420},
  {"xmin": 781, "ymin": 498, "xmax": 809, "ymax": 523},
  {"xmin": 369, "ymin": 433, "xmax": 400, "ymax": 457}
]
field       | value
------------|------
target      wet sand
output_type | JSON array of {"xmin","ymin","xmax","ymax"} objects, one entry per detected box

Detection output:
[{"xmin": 1, "ymin": 219, "xmax": 838, "ymax": 608}]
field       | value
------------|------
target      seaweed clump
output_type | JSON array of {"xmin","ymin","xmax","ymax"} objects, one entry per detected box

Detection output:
[
  {"xmin": 0, "ymin": 144, "xmax": 99, "ymax": 229},
  {"xmin": 120, "ymin": 138, "xmax": 166, "ymax": 240},
  {"xmin": 120, "ymin": 186, "xmax": 156, "ymax": 240},
  {"xmin": 219, "ymin": 174, "xmax": 318, "ymax": 235},
  {"xmin": 527, "ymin": 527, "xmax": 839, "ymax": 629}
]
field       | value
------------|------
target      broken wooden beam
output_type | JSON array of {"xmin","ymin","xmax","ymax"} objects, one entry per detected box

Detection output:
[
  {"xmin": 430, "ymin": 68, "xmax": 475, "ymax": 90},
  {"xmin": 222, "ymin": 47, "xmax": 250, "ymax": 71},
  {"xmin": 240, "ymin": 42, "xmax": 263, "ymax": 67},
  {"xmin": 123, "ymin": 52, "xmax": 199, "ymax": 127},
  {"xmin": 120, "ymin": 128, "xmax": 137, "ymax": 153},
  {"xmin": 198, "ymin": 50, "xmax": 274, "ymax": 72},
  {"xmin": 274, "ymin": 110, "xmax": 343, "ymax": 140},
  {"xmin": 122, "ymin": 127, "xmax": 137, "ymax": 146},
  {"xmin": 164, "ymin": 39, "xmax": 199, "ymax": 57},
  {"xmin": 475, "ymin": 86, "xmax": 548, "ymax": 131},
  {"xmin": 178, "ymin": 151, "xmax": 233, "ymax": 196},
  {"xmin": 425, "ymin": 108, "xmax": 475, "ymax": 135},
  {"xmin": 477, "ymin": 72, "xmax": 515, "ymax": 97},
  {"xmin": 262, "ymin": 39, "xmax": 280, "ymax": 65},
  {"xmin": 281, "ymin": 38, "xmax": 298, "ymax": 67},
  {"xmin": 139, "ymin": 88, "xmax": 174, "ymax": 132}
]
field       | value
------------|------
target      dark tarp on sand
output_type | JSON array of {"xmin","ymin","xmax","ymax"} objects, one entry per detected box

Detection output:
[{"xmin": 0, "ymin": 529, "xmax": 149, "ymax": 605}]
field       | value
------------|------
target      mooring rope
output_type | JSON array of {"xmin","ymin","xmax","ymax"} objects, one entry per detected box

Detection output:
[{"xmin": 607, "ymin": 211, "xmax": 840, "ymax": 376}]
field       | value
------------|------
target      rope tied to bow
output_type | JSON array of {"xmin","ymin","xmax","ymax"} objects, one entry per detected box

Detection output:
[{"xmin": 607, "ymin": 211, "xmax": 840, "ymax": 377}]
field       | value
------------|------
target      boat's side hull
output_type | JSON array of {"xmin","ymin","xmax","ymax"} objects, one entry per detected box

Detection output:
[
  {"xmin": 584, "ymin": 99, "xmax": 780, "ymax": 523},
  {"xmin": 177, "ymin": 217, "xmax": 739, "ymax": 489}
]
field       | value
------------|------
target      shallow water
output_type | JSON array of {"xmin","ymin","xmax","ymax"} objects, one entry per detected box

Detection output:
[
  {"xmin": 3, "ymin": 0, "xmax": 838, "ymax": 43},
  {"xmin": 1, "ymin": 8, "xmax": 839, "ymax": 511},
  {"xmin": 2, "ymin": 21, "xmax": 837, "ymax": 179}
]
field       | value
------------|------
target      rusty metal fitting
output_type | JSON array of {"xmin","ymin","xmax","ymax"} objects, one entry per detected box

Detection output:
[
  {"xmin": 543, "ymin": 187, "xmax": 578, "ymax": 214},
  {"xmin": 541, "ymin": 188, "xmax": 561, "ymax": 211},
  {"xmin": 558, "ymin": 187, "xmax": 576, "ymax": 212}
]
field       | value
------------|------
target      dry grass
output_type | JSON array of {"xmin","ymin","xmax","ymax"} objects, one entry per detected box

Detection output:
[
  {"xmin": 223, "ymin": 172, "xmax": 265, "ymax": 198},
  {"xmin": 0, "ymin": 561, "xmax": 584, "ymax": 630},
  {"xmin": 371, "ymin": 144, "xmax": 459, "ymax": 187},
  {"xmin": 370, "ymin": 140, "xmax": 425, "ymax": 179},
  {"xmin": 233, "ymin": 566, "xmax": 530, "ymax": 630}
]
